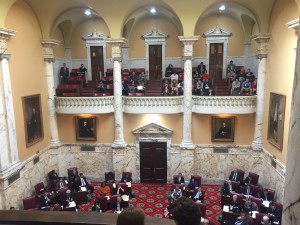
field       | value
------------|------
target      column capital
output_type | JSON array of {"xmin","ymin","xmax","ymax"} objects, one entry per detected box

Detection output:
[
  {"xmin": 178, "ymin": 36, "xmax": 200, "ymax": 57},
  {"xmin": 41, "ymin": 39, "xmax": 60, "ymax": 63},
  {"xmin": 106, "ymin": 38, "xmax": 128, "ymax": 60},
  {"xmin": 0, "ymin": 28, "xmax": 16, "ymax": 56},
  {"xmin": 251, "ymin": 33, "xmax": 271, "ymax": 59}
]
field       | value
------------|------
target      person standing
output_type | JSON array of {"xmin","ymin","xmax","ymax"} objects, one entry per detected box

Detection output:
[
  {"xmin": 59, "ymin": 63, "xmax": 69, "ymax": 84},
  {"xmin": 197, "ymin": 62, "xmax": 206, "ymax": 75}
]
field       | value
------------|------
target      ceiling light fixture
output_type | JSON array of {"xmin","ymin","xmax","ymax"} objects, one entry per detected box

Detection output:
[
  {"xmin": 85, "ymin": 9, "xmax": 91, "ymax": 16},
  {"xmin": 150, "ymin": 7, "xmax": 156, "ymax": 14},
  {"xmin": 219, "ymin": 5, "xmax": 226, "ymax": 11}
]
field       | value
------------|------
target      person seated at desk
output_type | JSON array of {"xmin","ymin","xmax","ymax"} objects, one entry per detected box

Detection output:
[
  {"xmin": 233, "ymin": 211, "xmax": 253, "ymax": 225},
  {"xmin": 193, "ymin": 187, "xmax": 204, "ymax": 202},
  {"xmin": 113, "ymin": 183, "xmax": 125, "ymax": 196},
  {"xmin": 260, "ymin": 190, "xmax": 272, "ymax": 202},
  {"xmin": 243, "ymin": 175, "xmax": 254, "ymax": 186},
  {"xmin": 55, "ymin": 178, "xmax": 68, "ymax": 191},
  {"xmin": 243, "ymin": 184, "xmax": 253, "ymax": 197},
  {"xmin": 230, "ymin": 194, "xmax": 241, "ymax": 214},
  {"xmin": 229, "ymin": 169, "xmax": 243, "ymax": 183},
  {"xmin": 243, "ymin": 198, "xmax": 258, "ymax": 213},
  {"xmin": 171, "ymin": 185, "xmax": 182, "ymax": 201},
  {"xmin": 222, "ymin": 180, "xmax": 238, "ymax": 195},
  {"xmin": 59, "ymin": 189, "xmax": 72, "ymax": 206},
  {"xmin": 77, "ymin": 173, "xmax": 89, "ymax": 191},
  {"xmin": 39, "ymin": 191, "xmax": 52, "ymax": 210},
  {"xmin": 121, "ymin": 173, "xmax": 132, "ymax": 183},
  {"xmin": 188, "ymin": 177, "xmax": 199, "ymax": 190},
  {"xmin": 87, "ymin": 188, "xmax": 95, "ymax": 201},
  {"xmin": 165, "ymin": 64, "xmax": 174, "ymax": 77},
  {"xmin": 174, "ymin": 172, "xmax": 185, "ymax": 184},
  {"xmin": 92, "ymin": 198, "xmax": 102, "ymax": 212},
  {"xmin": 268, "ymin": 203, "xmax": 281, "ymax": 224},
  {"xmin": 79, "ymin": 64, "xmax": 87, "ymax": 75},
  {"xmin": 99, "ymin": 182, "xmax": 111, "ymax": 197}
]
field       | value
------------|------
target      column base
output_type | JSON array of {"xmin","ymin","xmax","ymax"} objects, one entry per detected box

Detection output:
[
  {"xmin": 252, "ymin": 140, "xmax": 263, "ymax": 150},
  {"xmin": 180, "ymin": 140, "xmax": 195, "ymax": 149},
  {"xmin": 112, "ymin": 140, "xmax": 127, "ymax": 149},
  {"xmin": 50, "ymin": 140, "xmax": 61, "ymax": 148}
]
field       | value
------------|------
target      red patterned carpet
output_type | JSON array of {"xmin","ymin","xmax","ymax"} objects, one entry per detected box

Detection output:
[{"xmin": 82, "ymin": 183, "xmax": 222, "ymax": 224}]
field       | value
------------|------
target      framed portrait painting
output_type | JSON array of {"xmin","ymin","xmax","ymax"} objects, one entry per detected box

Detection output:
[
  {"xmin": 75, "ymin": 116, "xmax": 97, "ymax": 141},
  {"xmin": 211, "ymin": 116, "xmax": 235, "ymax": 142},
  {"xmin": 267, "ymin": 93, "xmax": 286, "ymax": 150},
  {"xmin": 22, "ymin": 94, "xmax": 44, "ymax": 147}
]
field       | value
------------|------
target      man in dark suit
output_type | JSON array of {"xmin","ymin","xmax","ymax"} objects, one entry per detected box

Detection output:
[
  {"xmin": 77, "ymin": 173, "xmax": 89, "ymax": 191},
  {"xmin": 261, "ymin": 189, "xmax": 272, "ymax": 201},
  {"xmin": 197, "ymin": 62, "xmax": 206, "ymax": 75},
  {"xmin": 243, "ymin": 184, "xmax": 253, "ymax": 196},
  {"xmin": 192, "ymin": 187, "xmax": 204, "ymax": 202},
  {"xmin": 233, "ymin": 212, "xmax": 252, "ymax": 225},
  {"xmin": 222, "ymin": 180, "xmax": 237, "ymax": 195},
  {"xmin": 59, "ymin": 63, "xmax": 69, "ymax": 84},
  {"xmin": 174, "ymin": 173, "xmax": 185, "ymax": 184},
  {"xmin": 268, "ymin": 203, "xmax": 281, "ymax": 223},
  {"xmin": 230, "ymin": 194, "xmax": 241, "ymax": 214},
  {"xmin": 229, "ymin": 169, "xmax": 242, "ymax": 182}
]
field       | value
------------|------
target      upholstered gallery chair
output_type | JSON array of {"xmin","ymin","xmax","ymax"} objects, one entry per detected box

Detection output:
[
  {"xmin": 254, "ymin": 213, "xmax": 267, "ymax": 225},
  {"xmin": 34, "ymin": 182, "xmax": 46, "ymax": 196},
  {"xmin": 105, "ymin": 171, "xmax": 115, "ymax": 183},
  {"xmin": 250, "ymin": 196, "xmax": 263, "ymax": 212},
  {"xmin": 23, "ymin": 195, "xmax": 39, "ymax": 210},
  {"xmin": 249, "ymin": 172, "xmax": 260, "ymax": 186},
  {"xmin": 236, "ymin": 169, "xmax": 245, "ymax": 182},
  {"xmin": 191, "ymin": 175, "xmax": 202, "ymax": 186},
  {"xmin": 195, "ymin": 202, "xmax": 207, "ymax": 218}
]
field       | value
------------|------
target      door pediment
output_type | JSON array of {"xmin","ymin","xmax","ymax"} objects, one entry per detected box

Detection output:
[{"xmin": 133, "ymin": 123, "xmax": 173, "ymax": 135}]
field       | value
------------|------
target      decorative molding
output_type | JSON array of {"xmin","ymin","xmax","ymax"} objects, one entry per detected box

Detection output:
[
  {"xmin": 178, "ymin": 36, "xmax": 200, "ymax": 58},
  {"xmin": 192, "ymin": 96, "xmax": 257, "ymax": 114},
  {"xmin": 142, "ymin": 28, "xmax": 168, "ymax": 39},
  {"xmin": 55, "ymin": 96, "xmax": 114, "ymax": 114},
  {"xmin": 133, "ymin": 122, "xmax": 173, "ymax": 135},
  {"xmin": 82, "ymin": 30, "xmax": 109, "ymax": 41},
  {"xmin": 106, "ymin": 38, "xmax": 127, "ymax": 60},
  {"xmin": 250, "ymin": 33, "xmax": 271, "ymax": 59},
  {"xmin": 203, "ymin": 27, "xmax": 232, "ymax": 38},
  {"xmin": 41, "ymin": 39, "xmax": 60, "ymax": 62},
  {"xmin": 0, "ymin": 28, "xmax": 16, "ymax": 55}
]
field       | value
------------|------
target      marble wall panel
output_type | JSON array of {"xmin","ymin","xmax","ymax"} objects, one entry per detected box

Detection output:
[
  {"xmin": 3, "ymin": 147, "xmax": 53, "ymax": 209},
  {"xmin": 59, "ymin": 144, "xmax": 113, "ymax": 182}
]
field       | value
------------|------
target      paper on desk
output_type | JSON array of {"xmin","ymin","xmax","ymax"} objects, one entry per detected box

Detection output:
[
  {"xmin": 262, "ymin": 200, "xmax": 270, "ymax": 207},
  {"xmin": 68, "ymin": 201, "xmax": 76, "ymax": 208},
  {"xmin": 251, "ymin": 211, "xmax": 259, "ymax": 219},
  {"xmin": 223, "ymin": 205, "xmax": 229, "ymax": 212}
]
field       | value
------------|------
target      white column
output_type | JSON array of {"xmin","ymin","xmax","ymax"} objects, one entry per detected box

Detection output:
[
  {"xmin": 106, "ymin": 38, "xmax": 127, "ymax": 148},
  {"xmin": 282, "ymin": 29, "xmax": 300, "ymax": 225},
  {"xmin": 0, "ymin": 28, "xmax": 21, "ymax": 173},
  {"xmin": 178, "ymin": 36, "xmax": 199, "ymax": 148},
  {"xmin": 41, "ymin": 39, "xmax": 61, "ymax": 147},
  {"xmin": 251, "ymin": 33, "xmax": 271, "ymax": 150}
]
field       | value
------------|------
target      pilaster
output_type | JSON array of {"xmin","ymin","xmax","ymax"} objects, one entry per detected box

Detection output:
[
  {"xmin": 250, "ymin": 33, "xmax": 271, "ymax": 150},
  {"xmin": 41, "ymin": 39, "xmax": 61, "ymax": 147},
  {"xmin": 178, "ymin": 36, "xmax": 199, "ymax": 149},
  {"xmin": 106, "ymin": 38, "xmax": 127, "ymax": 148}
]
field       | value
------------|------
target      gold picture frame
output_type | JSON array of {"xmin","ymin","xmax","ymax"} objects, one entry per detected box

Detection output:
[
  {"xmin": 22, "ymin": 94, "xmax": 44, "ymax": 147},
  {"xmin": 211, "ymin": 116, "xmax": 235, "ymax": 142},
  {"xmin": 267, "ymin": 92, "xmax": 286, "ymax": 150},
  {"xmin": 75, "ymin": 116, "xmax": 97, "ymax": 141}
]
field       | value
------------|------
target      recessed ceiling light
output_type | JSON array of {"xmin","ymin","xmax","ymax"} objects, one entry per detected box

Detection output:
[
  {"xmin": 150, "ymin": 7, "xmax": 156, "ymax": 14},
  {"xmin": 85, "ymin": 9, "xmax": 91, "ymax": 16},
  {"xmin": 219, "ymin": 5, "xmax": 226, "ymax": 11}
]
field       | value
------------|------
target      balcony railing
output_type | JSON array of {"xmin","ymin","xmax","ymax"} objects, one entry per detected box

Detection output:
[
  {"xmin": 55, "ymin": 95, "xmax": 256, "ymax": 114},
  {"xmin": 55, "ymin": 96, "xmax": 114, "ymax": 114},
  {"xmin": 192, "ymin": 95, "xmax": 256, "ymax": 114}
]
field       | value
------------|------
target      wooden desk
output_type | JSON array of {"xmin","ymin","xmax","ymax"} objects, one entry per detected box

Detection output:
[
  {"xmin": 221, "ymin": 195, "xmax": 231, "ymax": 207},
  {"xmin": 222, "ymin": 210, "xmax": 240, "ymax": 222}
]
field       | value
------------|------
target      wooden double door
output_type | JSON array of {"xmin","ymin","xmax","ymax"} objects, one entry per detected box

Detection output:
[
  {"xmin": 140, "ymin": 142, "xmax": 167, "ymax": 183},
  {"xmin": 90, "ymin": 46, "xmax": 104, "ymax": 81},
  {"xmin": 209, "ymin": 43, "xmax": 224, "ymax": 80},
  {"xmin": 149, "ymin": 45, "xmax": 162, "ymax": 80}
]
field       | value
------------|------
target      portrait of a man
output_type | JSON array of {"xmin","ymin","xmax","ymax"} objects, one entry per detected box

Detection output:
[
  {"xmin": 212, "ymin": 117, "xmax": 235, "ymax": 142},
  {"xmin": 22, "ymin": 94, "xmax": 44, "ymax": 147},
  {"xmin": 76, "ymin": 117, "xmax": 97, "ymax": 141}
]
